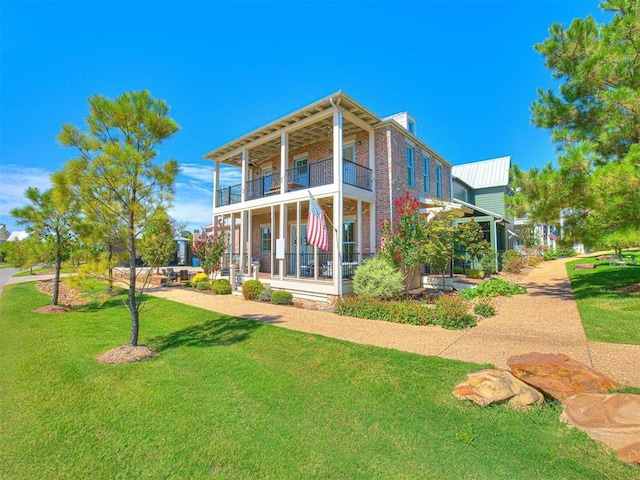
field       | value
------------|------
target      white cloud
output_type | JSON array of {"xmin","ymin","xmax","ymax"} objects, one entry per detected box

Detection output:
[
  {"xmin": 180, "ymin": 163, "xmax": 214, "ymax": 184},
  {"xmin": 0, "ymin": 164, "xmax": 52, "ymax": 216}
]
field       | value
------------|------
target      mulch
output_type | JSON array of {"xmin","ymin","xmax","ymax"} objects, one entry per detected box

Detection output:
[{"xmin": 96, "ymin": 345, "xmax": 158, "ymax": 364}]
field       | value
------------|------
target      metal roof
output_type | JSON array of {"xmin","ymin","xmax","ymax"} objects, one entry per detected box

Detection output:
[{"xmin": 452, "ymin": 156, "xmax": 511, "ymax": 189}]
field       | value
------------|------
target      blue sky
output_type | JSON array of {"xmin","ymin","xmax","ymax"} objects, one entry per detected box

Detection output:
[{"xmin": 0, "ymin": 0, "xmax": 608, "ymax": 233}]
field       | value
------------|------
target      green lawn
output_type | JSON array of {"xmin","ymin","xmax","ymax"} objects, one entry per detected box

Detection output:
[
  {"xmin": 1, "ymin": 281, "xmax": 637, "ymax": 479},
  {"xmin": 567, "ymin": 251, "xmax": 640, "ymax": 345}
]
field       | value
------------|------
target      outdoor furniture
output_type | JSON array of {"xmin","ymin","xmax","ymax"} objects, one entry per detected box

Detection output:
[{"xmin": 163, "ymin": 268, "xmax": 179, "ymax": 282}]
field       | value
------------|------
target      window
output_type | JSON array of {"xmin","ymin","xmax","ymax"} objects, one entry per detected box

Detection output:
[
  {"xmin": 407, "ymin": 120, "xmax": 416, "ymax": 134},
  {"xmin": 422, "ymin": 156, "xmax": 430, "ymax": 193},
  {"xmin": 435, "ymin": 164, "xmax": 442, "ymax": 198},
  {"xmin": 343, "ymin": 221, "xmax": 356, "ymax": 262},
  {"xmin": 294, "ymin": 157, "xmax": 309, "ymax": 187},
  {"xmin": 343, "ymin": 142, "xmax": 356, "ymax": 185},
  {"xmin": 261, "ymin": 227, "xmax": 271, "ymax": 252},
  {"xmin": 406, "ymin": 146, "xmax": 415, "ymax": 187}
]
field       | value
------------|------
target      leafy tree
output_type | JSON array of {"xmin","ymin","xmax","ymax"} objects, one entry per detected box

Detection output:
[
  {"xmin": 380, "ymin": 192, "xmax": 455, "ymax": 292},
  {"xmin": 139, "ymin": 208, "xmax": 177, "ymax": 272},
  {"xmin": 510, "ymin": 0, "xmax": 640, "ymax": 248},
  {"xmin": 10, "ymin": 187, "xmax": 75, "ymax": 305},
  {"xmin": 455, "ymin": 220, "xmax": 491, "ymax": 270},
  {"xmin": 4, "ymin": 237, "xmax": 43, "ymax": 273},
  {"xmin": 57, "ymin": 90, "xmax": 179, "ymax": 346},
  {"xmin": 192, "ymin": 223, "xmax": 228, "ymax": 277}
]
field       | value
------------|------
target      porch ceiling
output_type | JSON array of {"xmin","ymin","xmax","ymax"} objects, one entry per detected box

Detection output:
[
  {"xmin": 221, "ymin": 116, "xmax": 363, "ymax": 167},
  {"xmin": 204, "ymin": 91, "xmax": 380, "ymax": 166}
]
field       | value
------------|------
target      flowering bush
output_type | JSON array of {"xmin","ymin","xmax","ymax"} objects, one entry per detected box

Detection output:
[{"xmin": 192, "ymin": 222, "xmax": 228, "ymax": 275}]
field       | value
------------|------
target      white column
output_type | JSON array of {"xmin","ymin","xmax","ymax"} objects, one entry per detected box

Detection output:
[
  {"xmin": 280, "ymin": 131, "xmax": 288, "ymax": 194},
  {"xmin": 239, "ymin": 210, "xmax": 246, "ymax": 274},
  {"xmin": 357, "ymin": 199, "xmax": 363, "ymax": 264},
  {"xmin": 333, "ymin": 192, "xmax": 343, "ymax": 292},
  {"xmin": 213, "ymin": 161, "xmax": 220, "ymax": 210},
  {"xmin": 368, "ymin": 129, "xmax": 375, "ymax": 188},
  {"xmin": 369, "ymin": 201, "xmax": 376, "ymax": 253},
  {"xmin": 332, "ymin": 108, "xmax": 344, "ymax": 295},
  {"xmin": 247, "ymin": 210, "xmax": 253, "ymax": 275},
  {"xmin": 270, "ymin": 205, "xmax": 275, "ymax": 277},
  {"xmin": 228, "ymin": 213, "xmax": 235, "ymax": 270},
  {"xmin": 241, "ymin": 148, "xmax": 248, "ymax": 202},
  {"xmin": 279, "ymin": 202, "xmax": 286, "ymax": 280},
  {"xmin": 296, "ymin": 200, "xmax": 301, "ymax": 279}
]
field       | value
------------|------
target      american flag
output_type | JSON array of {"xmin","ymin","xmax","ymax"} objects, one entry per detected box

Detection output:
[
  {"xmin": 549, "ymin": 228, "xmax": 558, "ymax": 241},
  {"xmin": 307, "ymin": 194, "xmax": 329, "ymax": 251}
]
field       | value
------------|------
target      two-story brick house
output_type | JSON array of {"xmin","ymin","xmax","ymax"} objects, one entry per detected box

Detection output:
[{"xmin": 203, "ymin": 91, "xmax": 458, "ymax": 301}]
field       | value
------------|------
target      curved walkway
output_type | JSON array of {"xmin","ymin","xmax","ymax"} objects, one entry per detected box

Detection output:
[{"xmin": 147, "ymin": 258, "xmax": 640, "ymax": 388}]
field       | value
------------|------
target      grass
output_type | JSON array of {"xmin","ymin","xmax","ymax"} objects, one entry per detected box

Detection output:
[
  {"xmin": 1, "ymin": 281, "xmax": 637, "ymax": 479},
  {"xmin": 567, "ymin": 251, "xmax": 640, "ymax": 345}
]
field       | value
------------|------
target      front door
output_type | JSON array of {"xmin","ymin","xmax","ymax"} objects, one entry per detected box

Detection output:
[
  {"xmin": 291, "ymin": 224, "xmax": 313, "ymax": 275},
  {"xmin": 262, "ymin": 166, "xmax": 273, "ymax": 194},
  {"xmin": 294, "ymin": 157, "xmax": 309, "ymax": 187}
]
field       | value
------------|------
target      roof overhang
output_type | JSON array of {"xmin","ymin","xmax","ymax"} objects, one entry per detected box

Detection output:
[{"xmin": 453, "ymin": 198, "xmax": 503, "ymax": 220}]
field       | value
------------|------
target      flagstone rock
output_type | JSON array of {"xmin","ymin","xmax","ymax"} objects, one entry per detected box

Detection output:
[
  {"xmin": 507, "ymin": 352, "xmax": 618, "ymax": 401},
  {"xmin": 560, "ymin": 393, "xmax": 640, "ymax": 464},
  {"xmin": 453, "ymin": 369, "xmax": 544, "ymax": 408}
]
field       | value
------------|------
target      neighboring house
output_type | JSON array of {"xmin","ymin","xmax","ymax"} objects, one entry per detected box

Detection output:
[
  {"xmin": 6, "ymin": 231, "xmax": 29, "ymax": 242},
  {"xmin": 0, "ymin": 224, "xmax": 10, "ymax": 244},
  {"xmin": 451, "ymin": 156, "xmax": 516, "ymax": 268},
  {"xmin": 204, "ymin": 91, "xmax": 460, "ymax": 301}
]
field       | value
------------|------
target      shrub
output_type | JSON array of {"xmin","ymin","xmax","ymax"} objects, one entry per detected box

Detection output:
[
  {"xmin": 258, "ymin": 288, "xmax": 273, "ymax": 302},
  {"xmin": 242, "ymin": 279, "xmax": 264, "ymax": 300},
  {"xmin": 434, "ymin": 295, "xmax": 476, "ymax": 329},
  {"xmin": 474, "ymin": 299, "xmax": 495, "ymax": 318},
  {"xmin": 503, "ymin": 250, "xmax": 527, "ymax": 274},
  {"xmin": 352, "ymin": 256, "xmax": 405, "ymax": 300},
  {"xmin": 334, "ymin": 296, "xmax": 393, "ymax": 321},
  {"xmin": 466, "ymin": 269, "xmax": 485, "ymax": 279},
  {"xmin": 479, "ymin": 250, "xmax": 497, "ymax": 274},
  {"xmin": 196, "ymin": 281, "xmax": 210, "ymax": 291},
  {"xmin": 184, "ymin": 280, "xmax": 192, "ymax": 288},
  {"xmin": 191, "ymin": 273, "xmax": 209, "ymax": 286},
  {"xmin": 542, "ymin": 250, "xmax": 558, "ymax": 261},
  {"xmin": 527, "ymin": 255, "xmax": 543, "ymax": 267},
  {"xmin": 211, "ymin": 278, "xmax": 232, "ymax": 295},
  {"xmin": 460, "ymin": 278, "xmax": 527, "ymax": 300},
  {"xmin": 555, "ymin": 246, "xmax": 577, "ymax": 258},
  {"xmin": 271, "ymin": 291, "xmax": 293, "ymax": 305},
  {"xmin": 334, "ymin": 296, "xmax": 436, "ymax": 326}
]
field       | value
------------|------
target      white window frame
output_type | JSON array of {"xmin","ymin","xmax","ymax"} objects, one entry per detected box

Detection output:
[
  {"xmin": 406, "ymin": 146, "xmax": 415, "ymax": 187},
  {"xmin": 422, "ymin": 156, "xmax": 430, "ymax": 193},
  {"xmin": 261, "ymin": 226, "xmax": 271, "ymax": 252}
]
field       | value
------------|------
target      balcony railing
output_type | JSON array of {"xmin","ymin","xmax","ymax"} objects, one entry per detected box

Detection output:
[
  {"xmin": 283, "ymin": 252, "xmax": 374, "ymax": 279},
  {"xmin": 216, "ymin": 158, "xmax": 373, "ymax": 206}
]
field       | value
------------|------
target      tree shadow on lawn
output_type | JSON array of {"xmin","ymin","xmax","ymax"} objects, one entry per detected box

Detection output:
[
  {"xmin": 569, "ymin": 265, "xmax": 640, "ymax": 300},
  {"xmin": 146, "ymin": 315, "xmax": 267, "ymax": 351}
]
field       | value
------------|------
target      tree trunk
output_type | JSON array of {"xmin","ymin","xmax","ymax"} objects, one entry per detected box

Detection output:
[
  {"xmin": 127, "ymin": 226, "xmax": 139, "ymax": 347},
  {"xmin": 107, "ymin": 244, "xmax": 114, "ymax": 293},
  {"xmin": 52, "ymin": 234, "xmax": 62, "ymax": 306}
]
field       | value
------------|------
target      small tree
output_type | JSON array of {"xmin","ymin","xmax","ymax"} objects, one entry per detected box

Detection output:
[
  {"xmin": 455, "ymin": 219, "xmax": 491, "ymax": 270},
  {"xmin": 139, "ymin": 208, "xmax": 177, "ymax": 272},
  {"xmin": 57, "ymin": 90, "xmax": 179, "ymax": 346},
  {"xmin": 192, "ymin": 223, "xmax": 228, "ymax": 277},
  {"xmin": 10, "ymin": 187, "xmax": 75, "ymax": 305},
  {"xmin": 380, "ymin": 192, "xmax": 456, "ymax": 292},
  {"xmin": 4, "ymin": 237, "xmax": 43, "ymax": 273}
]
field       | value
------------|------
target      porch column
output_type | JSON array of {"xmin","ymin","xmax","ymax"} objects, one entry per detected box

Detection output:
[
  {"xmin": 239, "ymin": 210, "xmax": 246, "ymax": 275},
  {"xmin": 247, "ymin": 210, "xmax": 253, "ymax": 275},
  {"xmin": 296, "ymin": 200, "xmax": 301, "ymax": 279},
  {"xmin": 333, "ymin": 192, "xmax": 343, "ymax": 293},
  {"xmin": 357, "ymin": 199, "xmax": 363, "ymax": 264},
  {"xmin": 369, "ymin": 201, "xmax": 376, "ymax": 253},
  {"xmin": 212, "ymin": 161, "xmax": 220, "ymax": 209},
  {"xmin": 270, "ymin": 205, "xmax": 275, "ymax": 277},
  {"xmin": 279, "ymin": 202, "xmax": 286, "ymax": 280},
  {"xmin": 228, "ymin": 213, "xmax": 235, "ymax": 270},
  {"xmin": 333, "ymin": 107, "xmax": 344, "ymax": 294},
  {"xmin": 280, "ymin": 131, "xmax": 288, "ymax": 194},
  {"xmin": 241, "ymin": 148, "xmax": 248, "ymax": 202}
]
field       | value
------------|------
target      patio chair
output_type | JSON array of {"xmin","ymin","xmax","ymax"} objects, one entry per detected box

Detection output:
[{"xmin": 163, "ymin": 268, "xmax": 179, "ymax": 282}]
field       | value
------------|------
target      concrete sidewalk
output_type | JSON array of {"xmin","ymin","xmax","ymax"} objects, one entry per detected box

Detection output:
[{"xmin": 148, "ymin": 258, "xmax": 639, "ymax": 387}]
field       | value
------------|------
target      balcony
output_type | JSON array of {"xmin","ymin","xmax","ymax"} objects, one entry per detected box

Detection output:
[{"xmin": 217, "ymin": 157, "xmax": 372, "ymax": 206}]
